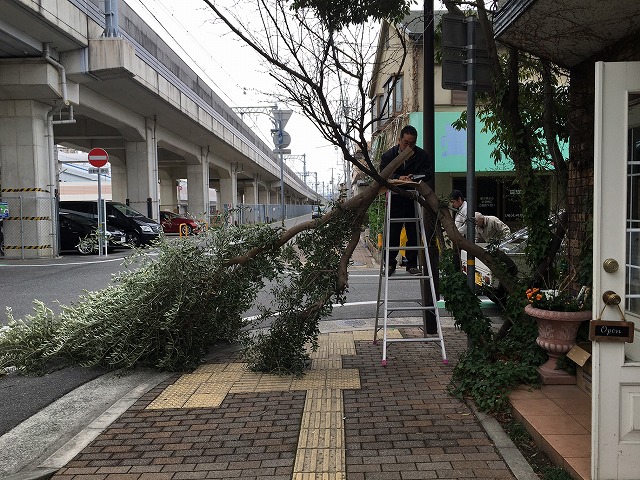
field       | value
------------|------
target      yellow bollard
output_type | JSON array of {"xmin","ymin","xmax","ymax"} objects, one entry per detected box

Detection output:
[
  {"xmin": 377, "ymin": 233, "xmax": 383, "ymax": 248},
  {"xmin": 400, "ymin": 226, "xmax": 407, "ymax": 258}
]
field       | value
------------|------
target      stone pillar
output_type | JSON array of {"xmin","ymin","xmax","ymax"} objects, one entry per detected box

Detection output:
[
  {"xmin": 0, "ymin": 100, "xmax": 54, "ymax": 258},
  {"xmin": 125, "ymin": 121, "xmax": 159, "ymax": 220},
  {"xmin": 109, "ymin": 155, "xmax": 128, "ymax": 203},
  {"xmin": 258, "ymin": 187, "xmax": 270, "ymax": 205},
  {"xmin": 244, "ymin": 181, "xmax": 259, "ymax": 205},
  {"xmin": 218, "ymin": 169, "xmax": 237, "ymax": 224},
  {"xmin": 241, "ymin": 180, "xmax": 260, "ymax": 223},
  {"xmin": 187, "ymin": 156, "xmax": 209, "ymax": 219},
  {"xmin": 158, "ymin": 170, "xmax": 177, "ymax": 212}
]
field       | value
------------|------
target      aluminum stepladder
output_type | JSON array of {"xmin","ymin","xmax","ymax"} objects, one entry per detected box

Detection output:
[{"xmin": 374, "ymin": 188, "xmax": 448, "ymax": 367}]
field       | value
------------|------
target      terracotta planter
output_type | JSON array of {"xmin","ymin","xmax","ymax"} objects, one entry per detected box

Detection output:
[{"xmin": 525, "ymin": 304, "xmax": 592, "ymax": 385}]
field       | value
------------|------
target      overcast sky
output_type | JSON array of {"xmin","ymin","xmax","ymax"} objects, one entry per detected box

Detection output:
[{"xmin": 126, "ymin": 0, "xmax": 351, "ymax": 194}]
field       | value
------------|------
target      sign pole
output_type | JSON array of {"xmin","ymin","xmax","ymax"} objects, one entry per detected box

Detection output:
[
  {"xmin": 465, "ymin": 16, "xmax": 477, "ymax": 291},
  {"xmin": 97, "ymin": 172, "xmax": 106, "ymax": 257},
  {"xmin": 271, "ymin": 109, "xmax": 292, "ymax": 225},
  {"xmin": 279, "ymin": 121, "xmax": 285, "ymax": 225},
  {"xmin": 88, "ymin": 148, "xmax": 109, "ymax": 257}
]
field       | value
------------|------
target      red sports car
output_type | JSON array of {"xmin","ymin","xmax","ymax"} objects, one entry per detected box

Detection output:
[{"xmin": 159, "ymin": 211, "xmax": 202, "ymax": 235}]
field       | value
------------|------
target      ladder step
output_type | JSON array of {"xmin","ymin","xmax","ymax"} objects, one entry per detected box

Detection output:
[
  {"xmin": 388, "ymin": 306, "xmax": 437, "ymax": 312},
  {"xmin": 389, "ymin": 218, "xmax": 421, "ymax": 223},
  {"xmin": 377, "ymin": 324, "xmax": 438, "ymax": 330},
  {"xmin": 388, "ymin": 274, "xmax": 432, "ymax": 280},
  {"xmin": 376, "ymin": 190, "xmax": 448, "ymax": 366},
  {"xmin": 380, "ymin": 298, "xmax": 433, "ymax": 303}
]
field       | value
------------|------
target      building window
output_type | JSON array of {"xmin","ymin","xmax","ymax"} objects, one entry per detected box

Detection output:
[
  {"xmin": 383, "ymin": 76, "xmax": 404, "ymax": 118},
  {"xmin": 386, "ymin": 81, "xmax": 393, "ymax": 119},
  {"xmin": 394, "ymin": 76, "xmax": 403, "ymax": 112}
]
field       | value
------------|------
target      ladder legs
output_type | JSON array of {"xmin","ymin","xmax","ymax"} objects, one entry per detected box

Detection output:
[{"xmin": 374, "ymin": 189, "xmax": 448, "ymax": 366}]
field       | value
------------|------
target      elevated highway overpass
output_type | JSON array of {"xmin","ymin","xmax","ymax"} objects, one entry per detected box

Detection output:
[{"xmin": 0, "ymin": 0, "xmax": 318, "ymax": 258}]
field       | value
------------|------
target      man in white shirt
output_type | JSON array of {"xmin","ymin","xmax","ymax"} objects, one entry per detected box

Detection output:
[
  {"xmin": 474, "ymin": 212, "xmax": 511, "ymax": 243},
  {"xmin": 450, "ymin": 190, "xmax": 467, "ymax": 237}
]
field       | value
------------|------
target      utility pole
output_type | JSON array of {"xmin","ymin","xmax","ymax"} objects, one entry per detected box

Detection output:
[
  {"xmin": 231, "ymin": 104, "xmax": 292, "ymax": 224},
  {"xmin": 231, "ymin": 105, "xmax": 278, "ymax": 118},
  {"xmin": 423, "ymin": 0, "xmax": 437, "ymax": 335},
  {"xmin": 284, "ymin": 154, "xmax": 307, "ymax": 182},
  {"xmin": 330, "ymin": 168, "xmax": 335, "ymax": 200}
]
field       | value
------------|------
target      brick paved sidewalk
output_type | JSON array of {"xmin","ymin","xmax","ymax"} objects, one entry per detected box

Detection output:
[{"xmin": 52, "ymin": 327, "xmax": 516, "ymax": 480}]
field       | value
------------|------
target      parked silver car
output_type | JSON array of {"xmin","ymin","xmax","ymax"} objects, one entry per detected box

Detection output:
[{"xmin": 460, "ymin": 226, "xmax": 528, "ymax": 302}]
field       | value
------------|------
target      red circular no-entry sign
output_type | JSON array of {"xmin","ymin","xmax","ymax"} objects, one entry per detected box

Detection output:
[{"xmin": 88, "ymin": 148, "xmax": 109, "ymax": 168}]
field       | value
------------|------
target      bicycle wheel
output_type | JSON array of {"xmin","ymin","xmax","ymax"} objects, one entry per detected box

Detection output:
[{"xmin": 77, "ymin": 235, "xmax": 96, "ymax": 254}]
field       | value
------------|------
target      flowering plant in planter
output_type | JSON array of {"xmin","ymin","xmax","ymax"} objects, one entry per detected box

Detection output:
[
  {"xmin": 525, "ymin": 285, "xmax": 591, "ymax": 312},
  {"xmin": 525, "ymin": 281, "xmax": 592, "ymax": 384}
]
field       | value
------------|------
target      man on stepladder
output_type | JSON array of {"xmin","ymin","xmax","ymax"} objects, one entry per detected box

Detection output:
[{"xmin": 379, "ymin": 125, "xmax": 432, "ymax": 276}]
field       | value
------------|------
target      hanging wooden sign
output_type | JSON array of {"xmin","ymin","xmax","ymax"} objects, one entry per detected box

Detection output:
[
  {"xmin": 589, "ymin": 320, "xmax": 634, "ymax": 343},
  {"xmin": 589, "ymin": 291, "xmax": 635, "ymax": 342}
]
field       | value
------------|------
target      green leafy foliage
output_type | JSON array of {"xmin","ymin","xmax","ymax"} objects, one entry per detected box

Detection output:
[
  {"xmin": 440, "ymin": 249, "xmax": 546, "ymax": 413},
  {"xmin": 289, "ymin": 0, "xmax": 413, "ymax": 31},
  {"xmin": 244, "ymin": 206, "xmax": 356, "ymax": 375},
  {"xmin": 439, "ymin": 249, "xmax": 492, "ymax": 343},
  {"xmin": 1, "ymin": 204, "xmax": 363, "ymax": 378},
  {"xmin": 0, "ymin": 223, "xmax": 285, "ymax": 373},
  {"xmin": 366, "ymin": 196, "xmax": 386, "ymax": 244}
]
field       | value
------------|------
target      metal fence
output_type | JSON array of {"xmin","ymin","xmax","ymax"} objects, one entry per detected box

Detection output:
[
  {"xmin": 0, "ymin": 198, "xmax": 314, "ymax": 258},
  {"xmin": 0, "ymin": 195, "xmax": 56, "ymax": 259},
  {"xmin": 208, "ymin": 203, "xmax": 314, "ymax": 226}
]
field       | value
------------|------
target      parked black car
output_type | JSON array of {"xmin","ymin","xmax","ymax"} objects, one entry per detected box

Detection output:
[
  {"xmin": 59, "ymin": 201, "xmax": 162, "ymax": 246},
  {"xmin": 59, "ymin": 211, "xmax": 126, "ymax": 254}
]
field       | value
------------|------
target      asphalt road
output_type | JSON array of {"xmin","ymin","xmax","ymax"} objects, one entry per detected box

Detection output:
[{"xmin": 0, "ymin": 250, "xmax": 134, "ymax": 436}]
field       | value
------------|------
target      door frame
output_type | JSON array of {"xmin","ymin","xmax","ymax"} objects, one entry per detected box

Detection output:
[{"xmin": 592, "ymin": 60, "xmax": 640, "ymax": 479}]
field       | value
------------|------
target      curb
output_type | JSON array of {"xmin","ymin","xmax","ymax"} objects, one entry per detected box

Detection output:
[
  {"xmin": 2, "ymin": 469, "xmax": 58, "ymax": 480},
  {"xmin": 0, "ymin": 370, "xmax": 171, "ymax": 479},
  {"xmin": 467, "ymin": 400, "xmax": 539, "ymax": 480}
]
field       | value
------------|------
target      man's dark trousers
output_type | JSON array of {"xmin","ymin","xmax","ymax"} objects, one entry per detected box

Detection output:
[{"xmin": 387, "ymin": 193, "xmax": 418, "ymax": 269}]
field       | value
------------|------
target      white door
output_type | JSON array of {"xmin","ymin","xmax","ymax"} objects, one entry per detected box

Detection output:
[{"xmin": 593, "ymin": 61, "xmax": 640, "ymax": 479}]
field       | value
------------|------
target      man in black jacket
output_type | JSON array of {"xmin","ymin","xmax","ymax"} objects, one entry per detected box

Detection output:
[{"xmin": 379, "ymin": 125, "xmax": 432, "ymax": 275}]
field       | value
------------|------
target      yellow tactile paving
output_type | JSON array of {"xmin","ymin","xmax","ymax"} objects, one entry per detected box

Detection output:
[
  {"xmin": 183, "ymin": 392, "xmax": 228, "ymax": 408},
  {"xmin": 311, "ymin": 358, "xmax": 343, "ymax": 370},
  {"xmin": 145, "ymin": 331, "xmax": 367, "ymax": 479},
  {"xmin": 325, "ymin": 370, "xmax": 361, "ymax": 389},
  {"xmin": 292, "ymin": 474, "xmax": 346, "ymax": 480},
  {"xmin": 352, "ymin": 328, "xmax": 403, "ymax": 341},
  {"xmin": 293, "ymin": 442, "xmax": 345, "ymax": 474}
]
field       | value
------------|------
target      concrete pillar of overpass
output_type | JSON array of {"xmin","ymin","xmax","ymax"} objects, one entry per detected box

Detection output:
[
  {"xmin": 125, "ymin": 123, "xmax": 159, "ymax": 220},
  {"xmin": 218, "ymin": 171, "xmax": 237, "ymax": 224},
  {"xmin": 258, "ymin": 187, "xmax": 270, "ymax": 205},
  {"xmin": 243, "ymin": 181, "xmax": 259, "ymax": 223},
  {"xmin": 0, "ymin": 100, "xmax": 55, "ymax": 259},
  {"xmin": 158, "ymin": 170, "xmax": 177, "ymax": 212},
  {"xmin": 187, "ymin": 160, "xmax": 208, "ymax": 220},
  {"xmin": 244, "ymin": 181, "xmax": 259, "ymax": 205},
  {"xmin": 109, "ymin": 156, "xmax": 127, "ymax": 203}
]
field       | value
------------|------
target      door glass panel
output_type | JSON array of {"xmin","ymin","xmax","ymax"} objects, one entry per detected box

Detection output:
[{"xmin": 625, "ymin": 122, "xmax": 640, "ymax": 361}]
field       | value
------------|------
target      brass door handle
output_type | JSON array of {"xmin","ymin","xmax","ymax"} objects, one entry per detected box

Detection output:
[{"xmin": 602, "ymin": 290, "xmax": 621, "ymax": 305}]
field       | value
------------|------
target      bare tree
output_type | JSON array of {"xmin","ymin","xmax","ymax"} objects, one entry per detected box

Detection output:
[{"xmin": 203, "ymin": 0, "xmax": 407, "ymax": 180}]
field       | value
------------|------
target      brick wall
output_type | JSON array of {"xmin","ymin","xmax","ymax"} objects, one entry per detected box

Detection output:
[{"xmin": 567, "ymin": 30, "xmax": 640, "ymax": 290}]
